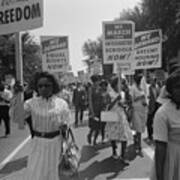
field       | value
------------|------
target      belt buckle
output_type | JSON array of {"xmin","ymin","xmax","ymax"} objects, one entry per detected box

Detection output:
[{"xmin": 41, "ymin": 132, "xmax": 46, "ymax": 137}]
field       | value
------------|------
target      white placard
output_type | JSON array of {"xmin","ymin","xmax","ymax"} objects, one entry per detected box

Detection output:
[
  {"xmin": 89, "ymin": 61, "xmax": 103, "ymax": 75},
  {"xmin": 133, "ymin": 29, "xmax": 162, "ymax": 69},
  {"xmin": 114, "ymin": 62, "xmax": 135, "ymax": 75},
  {"xmin": 0, "ymin": 0, "xmax": 43, "ymax": 35},
  {"xmin": 102, "ymin": 21, "xmax": 135, "ymax": 64},
  {"xmin": 41, "ymin": 36, "xmax": 69, "ymax": 73}
]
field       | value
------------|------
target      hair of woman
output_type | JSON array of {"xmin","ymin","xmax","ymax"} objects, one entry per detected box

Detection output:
[
  {"xmin": 166, "ymin": 70, "xmax": 180, "ymax": 96},
  {"xmin": 133, "ymin": 74, "xmax": 142, "ymax": 85},
  {"xmin": 31, "ymin": 71, "xmax": 61, "ymax": 94}
]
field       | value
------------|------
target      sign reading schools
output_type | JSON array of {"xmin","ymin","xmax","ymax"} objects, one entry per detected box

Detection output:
[
  {"xmin": 102, "ymin": 21, "xmax": 135, "ymax": 64},
  {"xmin": 41, "ymin": 36, "xmax": 69, "ymax": 73},
  {"xmin": 133, "ymin": 29, "xmax": 162, "ymax": 69},
  {"xmin": 0, "ymin": 0, "xmax": 43, "ymax": 35}
]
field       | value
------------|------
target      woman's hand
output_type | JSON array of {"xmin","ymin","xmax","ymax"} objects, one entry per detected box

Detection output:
[
  {"xmin": 13, "ymin": 81, "xmax": 24, "ymax": 94},
  {"xmin": 116, "ymin": 94, "xmax": 121, "ymax": 101}
]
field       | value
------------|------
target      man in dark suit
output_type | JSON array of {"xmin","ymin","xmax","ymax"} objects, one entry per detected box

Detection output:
[{"xmin": 72, "ymin": 83, "xmax": 87, "ymax": 127}]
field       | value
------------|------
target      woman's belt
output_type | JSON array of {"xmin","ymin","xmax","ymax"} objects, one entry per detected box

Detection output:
[
  {"xmin": 33, "ymin": 130, "xmax": 60, "ymax": 138},
  {"xmin": 169, "ymin": 128, "xmax": 180, "ymax": 144}
]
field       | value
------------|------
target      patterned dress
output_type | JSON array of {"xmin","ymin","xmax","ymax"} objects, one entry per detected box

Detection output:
[
  {"xmin": 105, "ymin": 90, "xmax": 132, "ymax": 141},
  {"xmin": 4, "ymin": 95, "xmax": 71, "ymax": 180}
]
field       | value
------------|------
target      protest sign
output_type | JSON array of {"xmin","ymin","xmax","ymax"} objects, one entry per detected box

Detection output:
[
  {"xmin": 0, "ymin": 0, "xmax": 43, "ymax": 35},
  {"xmin": 89, "ymin": 60, "xmax": 103, "ymax": 75},
  {"xmin": 41, "ymin": 36, "xmax": 69, "ymax": 73},
  {"xmin": 133, "ymin": 29, "xmax": 162, "ymax": 70},
  {"xmin": 102, "ymin": 21, "xmax": 135, "ymax": 64},
  {"xmin": 114, "ymin": 62, "xmax": 134, "ymax": 75}
]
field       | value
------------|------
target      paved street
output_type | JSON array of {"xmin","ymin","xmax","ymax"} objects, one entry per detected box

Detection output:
[{"xmin": 0, "ymin": 112, "xmax": 154, "ymax": 180}]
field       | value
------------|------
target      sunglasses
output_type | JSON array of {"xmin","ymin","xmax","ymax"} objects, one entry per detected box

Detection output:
[{"xmin": 37, "ymin": 84, "xmax": 53, "ymax": 88}]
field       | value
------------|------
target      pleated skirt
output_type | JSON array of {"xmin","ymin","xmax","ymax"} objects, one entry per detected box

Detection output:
[{"xmin": 3, "ymin": 136, "xmax": 62, "ymax": 180}]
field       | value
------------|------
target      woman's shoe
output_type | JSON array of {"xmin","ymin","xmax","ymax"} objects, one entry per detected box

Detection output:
[
  {"xmin": 119, "ymin": 156, "xmax": 130, "ymax": 166},
  {"xmin": 135, "ymin": 149, "xmax": 144, "ymax": 157},
  {"xmin": 112, "ymin": 151, "xmax": 119, "ymax": 159},
  {"xmin": 112, "ymin": 154, "xmax": 119, "ymax": 159}
]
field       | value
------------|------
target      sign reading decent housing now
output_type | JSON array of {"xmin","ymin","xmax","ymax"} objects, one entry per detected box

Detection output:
[
  {"xmin": 0, "ymin": 0, "xmax": 43, "ymax": 35},
  {"xmin": 133, "ymin": 29, "xmax": 162, "ymax": 69}
]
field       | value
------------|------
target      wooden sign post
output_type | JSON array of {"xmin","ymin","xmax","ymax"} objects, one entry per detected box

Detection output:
[{"xmin": 15, "ymin": 32, "xmax": 24, "ymax": 129}]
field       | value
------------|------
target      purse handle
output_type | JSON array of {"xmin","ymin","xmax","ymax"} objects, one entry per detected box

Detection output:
[{"xmin": 67, "ymin": 127, "xmax": 75, "ymax": 143}]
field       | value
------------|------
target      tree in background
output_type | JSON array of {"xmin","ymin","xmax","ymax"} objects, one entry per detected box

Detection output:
[
  {"xmin": 82, "ymin": 37, "xmax": 103, "ymax": 71},
  {"xmin": 0, "ymin": 32, "xmax": 42, "ymax": 83},
  {"xmin": 82, "ymin": 0, "xmax": 180, "ymax": 72},
  {"xmin": 22, "ymin": 33, "xmax": 42, "ymax": 82},
  {"xmin": 118, "ymin": 0, "xmax": 180, "ymax": 70}
]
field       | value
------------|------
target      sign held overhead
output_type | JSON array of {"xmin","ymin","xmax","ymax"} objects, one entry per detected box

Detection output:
[
  {"xmin": 41, "ymin": 36, "xmax": 69, "ymax": 73},
  {"xmin": 102, "ymin": 21, "xmax": 135, "ymax": 64},
  {"xmin": 0, "ymin": 0, "xmax": 43, "ymax": 35},
  {"xmin": 133, "ymin": 29, "xmax": 162, "ymax": 69}
]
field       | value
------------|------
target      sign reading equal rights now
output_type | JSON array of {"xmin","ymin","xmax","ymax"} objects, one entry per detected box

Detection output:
[
  {"xmin": 41, "ymin": 36, "xmax": 69, "ymax": 73},
  {"xmin": 0, "ymin": 0, "xmax": 43, "ymax": 35}
]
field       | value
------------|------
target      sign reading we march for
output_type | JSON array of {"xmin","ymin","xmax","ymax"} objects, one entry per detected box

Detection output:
[
  {"xmin": 102, "ymin": 21, "xmax": 135, "ymax": 64},
  {"xmin": 0, "ymin": 0, "xmax": 43, "ymax": 35},
  {"xmin": 41, "ymin": 36, "xmax": 69, "ymax": 73},
  {"xmin": 133, "ymin": 29, "xmax": 162, "ymax": 69}
]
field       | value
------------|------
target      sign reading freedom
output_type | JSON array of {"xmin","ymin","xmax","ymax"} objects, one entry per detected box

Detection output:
[{"xmin": 0, "ymin": 0, "xmax": 43, "ymax": 35}]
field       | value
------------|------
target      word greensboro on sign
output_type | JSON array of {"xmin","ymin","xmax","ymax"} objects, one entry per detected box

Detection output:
[{"xmin": 0, "ymin": 3, "xmax": 41, "ymax": 24}]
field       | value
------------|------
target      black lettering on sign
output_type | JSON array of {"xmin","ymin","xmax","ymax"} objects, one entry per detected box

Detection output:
[
  {"xmin": 31, "ymin": 3, "xmax": 41, "ymax": 18},
  {"xmin": 24, "ymin": 6, "xmax": 31, "ymax": 20},
  {"xmin": 0, "ymin": 12, "xmax": 4, "ymax": 24},
  {"xmin": 16, "ymin": 7, "xmax": 22, "ymax": 21},
  {"xmin": 10, "ymin": 8, "xmax": 14, "ymax": 22},
  {"xmin": 0, "ymin": 3, "xmax": 41, "ymax": 24}
]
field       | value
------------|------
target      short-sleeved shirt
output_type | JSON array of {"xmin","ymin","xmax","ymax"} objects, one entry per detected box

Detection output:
[
  {"xmin": 24, "ymin": 95, "xmax": 71, "ymax": 132},
  {"xmin": 153, "ymin": 101, "xmax": 180, "ymax": 142}
]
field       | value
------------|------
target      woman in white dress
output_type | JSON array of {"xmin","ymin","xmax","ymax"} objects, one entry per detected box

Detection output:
[
  {"xmin": 130, "ymin": 74, "xmax": 147, "ymax": 156},
  {"xmin": 7, "ymin": 71, "xmax": 71, "ymax": 180}
]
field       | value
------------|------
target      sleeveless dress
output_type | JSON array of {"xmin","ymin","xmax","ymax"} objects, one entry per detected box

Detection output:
[
  {"xmin": 105, "ymin": 90, "xmax": 132, "ymax": 141},
  {"xmin": 130, "ymin": 84, "xmax": 147, "ymax": 133},
  {"xmin": 150, "ymin": 101, "xmax": 180, "ymax": 180},
  {"xmin": 3, "ymin": 95, "xmax": 71, "ymax": 180}
]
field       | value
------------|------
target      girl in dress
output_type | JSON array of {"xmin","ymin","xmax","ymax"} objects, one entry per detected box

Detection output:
[
  {"xmin": 105, "ymin": 77, "xmax": 132, "ymax": 164},
  {"xmin": 130, "ymin": 74, "xmax": 147, "ymax": 156}
]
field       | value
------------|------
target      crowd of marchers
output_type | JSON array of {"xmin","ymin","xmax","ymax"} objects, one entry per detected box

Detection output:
[{"xmin": 0, "ymin": 53, "xmax": 180, "ymax": 179}]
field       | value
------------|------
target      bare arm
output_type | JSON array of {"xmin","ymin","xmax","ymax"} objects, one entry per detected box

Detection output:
[{"xmin": 88, "ymin": 87, "xmax": 94, "ymax": 117}]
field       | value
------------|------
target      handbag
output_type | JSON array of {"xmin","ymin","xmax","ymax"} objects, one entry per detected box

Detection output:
[
  {"xmin": 101, "ymin": 111, "xmax": 119, "ymax": 122},
  {"xmin": 125, "ymin": 106, "xmax": 133, "ymax": 123},
  {"xmin": 58, "ymin": 127, "xmax": 81, "ymax": 177}
]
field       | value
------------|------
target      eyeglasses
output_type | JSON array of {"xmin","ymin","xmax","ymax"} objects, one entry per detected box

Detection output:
[{"xmin": 37, "ymin": 84, "xmax": 53, "ymax": 88}]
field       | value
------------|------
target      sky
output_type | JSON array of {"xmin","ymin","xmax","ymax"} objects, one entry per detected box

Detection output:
[{"xmin": 31, "ymin": 0, "xmax": 141, "ymax": 75}]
